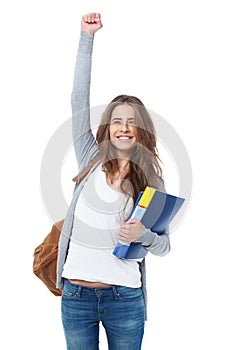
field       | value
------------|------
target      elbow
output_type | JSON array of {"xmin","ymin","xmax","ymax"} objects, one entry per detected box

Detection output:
[
  {"xmin": 138, "ymin": 228, "xmax": 171, "ymax": 257},
  {"xmin": 160, "ymin": 238, "xmax": 171, "ymax": 256},
  {"xmin": 150, "ymin": 233, "xmax": 171, "ymax": 257}
]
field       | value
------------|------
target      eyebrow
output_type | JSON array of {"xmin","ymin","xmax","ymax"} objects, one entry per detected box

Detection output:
[{"xmin": 111, "ymin": 117, "xmax": 136, "ymax": 121}]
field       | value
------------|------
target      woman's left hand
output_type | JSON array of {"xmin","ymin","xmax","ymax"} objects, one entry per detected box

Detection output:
[{"xmin": 119, "ymin": 219, "xmax": 144, "ymax": 243}]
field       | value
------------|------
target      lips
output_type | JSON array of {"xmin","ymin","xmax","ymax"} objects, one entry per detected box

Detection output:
[{"xmin": 116, "ymin": 135, "xmax": 133, "ymax": 140}]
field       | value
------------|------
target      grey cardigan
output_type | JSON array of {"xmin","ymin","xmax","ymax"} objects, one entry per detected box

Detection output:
[{"xmin": 56, "ymin": 32, "xmax": 170, "ymax": 318}]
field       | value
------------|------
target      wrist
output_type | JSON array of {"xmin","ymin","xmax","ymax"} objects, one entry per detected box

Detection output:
[{"xmin": 81, "ymin": 30, "xmax": 94, "ymax": 36}]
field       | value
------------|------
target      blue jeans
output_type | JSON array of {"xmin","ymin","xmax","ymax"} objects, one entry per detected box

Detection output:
[{"xmin": 61, "ymin": 279, "xmax": 145, "ymax": 350}]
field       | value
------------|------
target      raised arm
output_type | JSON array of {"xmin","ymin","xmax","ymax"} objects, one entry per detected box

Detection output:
[{"xmin": 72, "ymin": 13, "xmax": 103, "ymax": 167}]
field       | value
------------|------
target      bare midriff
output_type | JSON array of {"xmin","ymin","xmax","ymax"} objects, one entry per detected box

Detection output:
[{"xmin": 68, "ymin": 279, "xmax": 113, "ymax": 288}]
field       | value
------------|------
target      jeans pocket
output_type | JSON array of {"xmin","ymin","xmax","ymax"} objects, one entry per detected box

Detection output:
[
  {"xmin": 115, "ymin": 287, "xmax": 143, "ymax": 301},
  {"xmin": 62, "ymin": 279, "xmax": 81, "ymax": 300}
]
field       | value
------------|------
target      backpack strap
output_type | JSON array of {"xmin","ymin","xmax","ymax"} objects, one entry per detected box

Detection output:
[{"xmin": 72, "ymin": 155, "xmax": 101, "ymax": 182}]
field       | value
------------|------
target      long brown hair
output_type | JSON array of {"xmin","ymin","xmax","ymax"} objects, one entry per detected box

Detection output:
[{"xmin": 96, "ymin": 95, "xmax": 163, "ymax": 203}]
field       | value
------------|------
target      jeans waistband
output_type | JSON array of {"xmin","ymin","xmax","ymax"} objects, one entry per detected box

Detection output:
[{"xmin": 64, "ymin": 278, "xmax": 141, "ymax": 298}]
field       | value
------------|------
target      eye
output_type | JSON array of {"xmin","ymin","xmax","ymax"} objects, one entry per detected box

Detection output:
[
  {"xmin": 127, "ymin": 119, "xmax": 136, "ymax": 125},
  {"xmin": 111, "ymin": 118, "xmax": 122, "ymax": 125}
]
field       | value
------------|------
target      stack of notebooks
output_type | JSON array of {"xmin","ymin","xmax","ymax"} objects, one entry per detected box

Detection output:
[{"xmin": 112, "ymin": 186, "xmax": 185, "ymax": 259}]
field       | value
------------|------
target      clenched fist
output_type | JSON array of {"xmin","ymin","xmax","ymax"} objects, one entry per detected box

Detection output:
[{"xmin": 81, "ymin": 13, "xmax": 103, "ymax": 35}]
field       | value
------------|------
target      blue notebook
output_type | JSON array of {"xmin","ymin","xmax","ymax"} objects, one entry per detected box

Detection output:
[{"xmin": 112, "ymin": 187, "xmax": 185, "ymax": 259}]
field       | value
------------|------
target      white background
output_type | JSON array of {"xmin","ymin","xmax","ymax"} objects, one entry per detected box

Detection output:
[{"xmin": 1, "ymin": 0, "xmax": 232, "ymax": 349}]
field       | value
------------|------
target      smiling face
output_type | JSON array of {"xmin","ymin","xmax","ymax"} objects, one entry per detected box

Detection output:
[
  {"xmin": 96, "ymin": 95, "xmax": 162, "ymax": 201},
  {"xmin": 109, "ymin": 104, "xmax": 137, "ymax": 155}
]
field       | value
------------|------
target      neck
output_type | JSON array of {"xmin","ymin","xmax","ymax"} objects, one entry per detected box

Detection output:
[
  {"xmin": 117, "ymin": 158, "xmax": 130, "ymax": 172},
  {"xmin": 106, "ymin": 158, "xmax": 130, "ymax": 184}
]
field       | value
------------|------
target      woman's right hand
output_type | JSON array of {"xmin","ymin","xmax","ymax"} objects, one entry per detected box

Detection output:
[{"xmin": 81, "ymin": 13, "xmax": 103, "ymax": 35}]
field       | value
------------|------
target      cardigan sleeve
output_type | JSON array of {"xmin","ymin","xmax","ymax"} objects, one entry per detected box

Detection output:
[
  {"xmin": 71, "ymin": 32, "xmax": 99, "ymax": 169},
  {"xmin": 137, "ymin": 227, "xmax": 171, "ymax": 256}
]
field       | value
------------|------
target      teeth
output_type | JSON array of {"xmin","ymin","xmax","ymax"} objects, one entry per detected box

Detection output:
[{"xmin": 118, "ymin": 136, "xmax": 131, "ymax": 140}]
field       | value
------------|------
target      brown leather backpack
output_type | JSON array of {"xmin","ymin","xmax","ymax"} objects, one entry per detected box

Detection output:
[{"xmin": 33, "ymin": 156, "xmax": 100, "ymax": 296}]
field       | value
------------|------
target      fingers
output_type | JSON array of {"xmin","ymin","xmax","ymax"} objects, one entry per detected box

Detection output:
[
  {"xmin": 83, "ymin": 12, "xmax": 101, "ymax": 24},
  {"xmin": 119, "ymin": 224, "xmax": 133, "ymax": 242},
  {"xmin": 119, "ymin": 231, "xmax": 130, "ymax": 242},
  {"xmin": 125, "ymin": 219, "xmax": 136, "ymax": 224},
  {"xmin": 81, "ymin": 12, "xmax": 102, "ymax": 35},
  {"xmin": 119, "ymin": 219, "xmax": 143, "ymax": 242},
  {"xmin": 120, "ymin": 220, "xmax": 136, "ymax": 233}
]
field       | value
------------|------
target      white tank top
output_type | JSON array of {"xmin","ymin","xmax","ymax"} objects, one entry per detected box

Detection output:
[{"xmin": 62, "ymin": 164, "xmax": 142, "ymax": 288}]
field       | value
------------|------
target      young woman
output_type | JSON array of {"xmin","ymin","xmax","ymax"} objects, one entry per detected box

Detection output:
[{"xmin": 57, "ymin": 13, "xmax": 170, "ymax": 350}]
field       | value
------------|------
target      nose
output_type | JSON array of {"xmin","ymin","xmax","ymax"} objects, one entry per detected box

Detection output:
[{"xmin": 120, "ymin": 122, "xmax": 130, "ymax": 132}]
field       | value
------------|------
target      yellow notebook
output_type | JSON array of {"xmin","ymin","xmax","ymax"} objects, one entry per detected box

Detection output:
[{"xmin": 138, "ymin": 186, "xmax": 156, "ymax": 208}]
